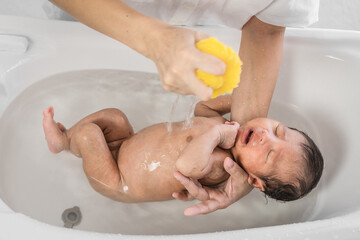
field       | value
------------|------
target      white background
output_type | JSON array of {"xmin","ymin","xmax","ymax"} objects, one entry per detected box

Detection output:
[
  {"xmin": 311, "ymin": 0, "xmax": 360, "ymax": 31},
  {"xmin": 0, "ymin": 0, "xmax": 360, "ymax": 31}
]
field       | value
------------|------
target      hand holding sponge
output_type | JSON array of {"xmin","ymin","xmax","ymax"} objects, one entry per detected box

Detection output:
[{"xmin": 195, "ymin": 37, "xmax": 242, "ymax": 98}]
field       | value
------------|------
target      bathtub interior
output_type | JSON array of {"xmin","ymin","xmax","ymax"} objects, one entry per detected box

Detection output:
[
  {"xmin": 0, "ymin": 69, "xmax": 321, "ymax": 235},
  {"xmin": 0, "ymin": 16, "xmax": 359, "ymax": 235}
]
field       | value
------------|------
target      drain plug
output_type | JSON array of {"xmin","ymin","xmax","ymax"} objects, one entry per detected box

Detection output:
[{"xmin": 62, "ymin": 206, "xmax": 82, "ymax": 228}]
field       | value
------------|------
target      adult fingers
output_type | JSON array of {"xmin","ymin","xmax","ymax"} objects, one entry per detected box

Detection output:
[
  {"xmin": 223, "ymin": 157, "xmax": 253, "ymax": 197},
  {"xmin": 193, "ymin": 32, "xmax": 226, "ymax": 76},
  {"xmin": 172, "ymin": 191, "xmax": 194, "ymax": 201},
  {"xmin": 194, "ymin": 31, "xmax": 210, "ymax": 42},
  {"xmin": 162, "ymin": 73, "xmax": 211, "ymax": 99},
  {"xmin": 224, "ymin": 157, "xmax": 248, "ymax": 182},
  {"xmin": 194, "ymin": 51, "xmax": 226, "ymax": 76},
  {"xmin": 184, "ymin": 200, "xmax": 221, "ymax": 216},
  {"xmin": 173, "ymin": 171, "xmax": 209, "ymax": 201},
  {"xmin": 184, "ymin": 51, "xmax": 225, "ymax": 100},
  {"xmin": 162, "ymin": 83, "xmax": 190, "ymax": 95},
  {"xmin": 184, "ymin": 75, "xmax": 213, "ymax": 101}
]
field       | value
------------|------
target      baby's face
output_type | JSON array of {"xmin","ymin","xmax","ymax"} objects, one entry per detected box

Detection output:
[{"xmin": 231, "ymin": 118, "xmax": 306, "ymax": 191}]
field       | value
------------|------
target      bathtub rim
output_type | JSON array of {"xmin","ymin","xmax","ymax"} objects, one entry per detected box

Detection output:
[
  {"xmin": 1, "ymin": 15, "xmax": 360, "ymax": 239},
  {"xmin": 1, "ymin": 208, "xmax": 360, "ymax": 239}
]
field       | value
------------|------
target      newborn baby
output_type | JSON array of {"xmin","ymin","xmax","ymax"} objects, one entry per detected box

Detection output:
[{"xmin": 42, "ymin": 96, "xmax": 323, "ymax": 203}]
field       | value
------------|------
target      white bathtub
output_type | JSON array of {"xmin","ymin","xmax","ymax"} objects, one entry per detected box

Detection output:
[{"xmin": 0, "ymin": 15, "xmax": 360, "ymax": 239}]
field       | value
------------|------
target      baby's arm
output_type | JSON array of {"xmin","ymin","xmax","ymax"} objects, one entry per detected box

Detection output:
[
  {"xmin": 194, "ymin": 95, "xmax": 231, "ymax": 118},
  {"xmin": 176, "ymin": 121, "xmax": 239, "ymax": 179}
]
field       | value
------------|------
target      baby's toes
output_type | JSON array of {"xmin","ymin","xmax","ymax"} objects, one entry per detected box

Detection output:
[{"xmin": 42, "ymin": 106, "xmax": 54, "ymax": 118}]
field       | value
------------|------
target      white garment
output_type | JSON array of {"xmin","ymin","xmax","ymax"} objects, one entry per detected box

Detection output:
[{"xmin": 122, "ymin": 0, "xmax": 319, "ymax": 29}]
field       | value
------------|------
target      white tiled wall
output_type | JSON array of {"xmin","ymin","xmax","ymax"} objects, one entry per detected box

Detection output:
[{"xmin": 0, "ymin": 0, "xmax": 360, "ymax": 31}]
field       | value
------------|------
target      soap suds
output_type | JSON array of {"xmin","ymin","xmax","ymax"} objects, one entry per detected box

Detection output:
[
  {"xmin": 148, "ymin": 161, "xmax": 161, "ymax": 172},
  {"xmin": 141, "ymin": 159, "xmax": 161, "ymax": 172}
]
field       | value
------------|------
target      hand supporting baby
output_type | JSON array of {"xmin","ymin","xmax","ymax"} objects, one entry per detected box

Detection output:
[{"xmin": 173, "ymin": 121, "xmax": 253, "ymax": 216}]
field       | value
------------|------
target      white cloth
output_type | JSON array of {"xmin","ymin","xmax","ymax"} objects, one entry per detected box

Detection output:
[{"xmin": 122, "ymin": 0, "xmax": 319, "ymax": 29}]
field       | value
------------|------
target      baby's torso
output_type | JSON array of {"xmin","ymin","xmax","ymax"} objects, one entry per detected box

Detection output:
[{"xmin": 116, "ymin": 117, "xmax": 232, "ymax": 202}]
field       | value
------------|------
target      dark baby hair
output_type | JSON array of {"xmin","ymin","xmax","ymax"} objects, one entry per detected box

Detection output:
[{"xmin": 259, "ymin": 128, "xmax": 324, "ymax": 202}]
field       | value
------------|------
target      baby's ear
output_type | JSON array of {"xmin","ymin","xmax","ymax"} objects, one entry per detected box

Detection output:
[{"xmin": 248, "ymin": 175, "xmax": 265, "ymax": 192}]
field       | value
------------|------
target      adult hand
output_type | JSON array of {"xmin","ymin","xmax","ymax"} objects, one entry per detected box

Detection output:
[
  {"xmin": 173, "ymin": 157, "xmax": 253, "ymax": 216},
  {"xmin": 146, "ymin": 25, "xmax": 226, "ymax": 100},
  {"xmin": 50, "ymin": 0, "xmax": 225, "ymax": 100}
]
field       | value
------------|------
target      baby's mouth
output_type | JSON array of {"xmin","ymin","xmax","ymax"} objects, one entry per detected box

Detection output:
[
  {"xmin": 246, "ymin": 130, "xmax": 253, "ymax": 144},
  {"xmin": 241, "ymin": 128, "xmax": 253, "ymax": 145}
]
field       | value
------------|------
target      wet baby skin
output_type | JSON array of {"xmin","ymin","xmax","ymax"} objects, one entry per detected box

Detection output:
[
  {"xmin": 43, "ymin": 95, "xmax": 307, "ymax": 204},
  {"xmin": 42, "ymin": 104, "xmax": 234, "ymax": 202}
]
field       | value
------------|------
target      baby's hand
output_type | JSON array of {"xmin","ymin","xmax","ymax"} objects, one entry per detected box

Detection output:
[{"xmin": 217, "ymin": 121, "xmax": 239, "ymax": 149}]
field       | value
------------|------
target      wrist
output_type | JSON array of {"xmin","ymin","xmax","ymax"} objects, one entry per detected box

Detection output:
[
  {"xmin": 213, "ymin": 125, "xmax": 225, "ymax": 146},
  {"xmin": 140, "ymin": 21, "xmax": 173, "ymax": 60}
]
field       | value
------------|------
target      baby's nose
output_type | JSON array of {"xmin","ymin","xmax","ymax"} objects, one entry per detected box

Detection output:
[{"xmin": 258, "ymin": 129, "xmax": 269, "ymax": 145}]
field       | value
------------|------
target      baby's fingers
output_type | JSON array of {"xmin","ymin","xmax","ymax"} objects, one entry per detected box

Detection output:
[{"xmin": 225, "ymin": 121, "xmax": 240, "ymax": 127}]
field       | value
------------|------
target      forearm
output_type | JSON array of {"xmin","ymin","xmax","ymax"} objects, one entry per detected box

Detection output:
[
  {"xmin": 50, "ymin": 0, "xmax": 167, "ymax": 58},
  {"xmin": 176, "ymin": 127, "xmax": 221, "ymax": 179},
  {"xmin": 176, "ymin": 121, "xmax": 238, "ymax": 179},
  {"xmin": 231, "ymin": 16, "xmax": 285, "ymax": 125},
  {"xmin": 194, "ymin": 95, "xmax": 231, "ymax": 118}
]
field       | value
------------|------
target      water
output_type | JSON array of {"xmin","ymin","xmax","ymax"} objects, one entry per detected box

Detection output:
[
  {"xmin": 166, "ymin": 95, "xmax": 180, "ymax": 133},
  {"xmin": 183, "ymin": 96, "xmax": 198, "ymax": 130},
  {"xmin": 0, "ymin": 69, "xmax": 319, "ymax": 235},
  {"xmin": 167, "ymin": 95, "xmax": 198, "ymax": 133}
]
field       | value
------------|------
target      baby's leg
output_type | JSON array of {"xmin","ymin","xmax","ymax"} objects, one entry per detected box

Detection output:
[
  {"xmin": 42, "ymin": 106, "xmax": 69, "ymax": 153},
  {"xmin": 70, "ymin": 122, "xmax": 123, "ymax": 196},
  {"xmin": 65, "ymin": 108, "xmax": 134, "ymax": 159},
  {"xmin": 42, "ymin": 107, "xmax": 133, "ymax": 198},
  {"xmin": 42, "ymin": 107, "xmax": 134, "ymax": 154}
]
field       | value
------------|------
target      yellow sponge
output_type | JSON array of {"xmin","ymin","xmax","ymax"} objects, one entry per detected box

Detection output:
[{"xmin": 196, "ymin": 37, "xmax": 242, "ymax": 98}]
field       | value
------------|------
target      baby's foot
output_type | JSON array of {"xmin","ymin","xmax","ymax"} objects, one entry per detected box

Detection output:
[{"xmin": 42, "ymin": 106, "xmax": 68, "ymax": 153}]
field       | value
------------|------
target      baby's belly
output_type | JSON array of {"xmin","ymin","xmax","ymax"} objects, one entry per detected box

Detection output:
[
  {"xmin": 116, "ymin": 138, "xmax": 185, "ymax": 202},
  {"xmin": 114, "ymin": 119, "xmax": 229, "ymax": 202}
]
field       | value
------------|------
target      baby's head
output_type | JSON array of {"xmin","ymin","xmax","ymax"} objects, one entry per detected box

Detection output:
[{"xmin": 231, "ymin": 118, "xmax": 323, "ymax": 201}]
